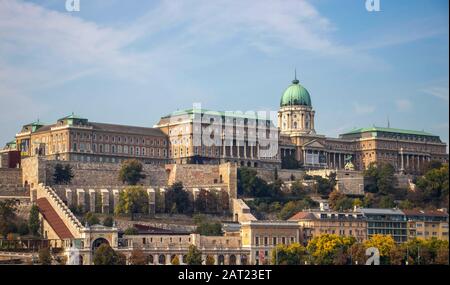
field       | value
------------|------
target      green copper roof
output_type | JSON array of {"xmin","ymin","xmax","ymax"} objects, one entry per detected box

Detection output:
[
  {"xmin": 280, "ymin": 78, "xmax": 312, "ymax": 107},
  {"xmin": 60, "ymin": 113, "xmax": 86, "ymax": 120},
  {"xmin": 341, "ymin": 126, "xmax": 436, "ymax": 137},
  {"xmin": 162, "ymin": 108, "xmax": 271, "ymax": 121}
]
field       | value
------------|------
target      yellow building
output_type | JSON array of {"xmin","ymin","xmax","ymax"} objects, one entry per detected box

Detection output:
[
  {"xmin": 289, "ymin": 210, "xmax": 367, "ymax": 244},
  {"xmin": 403, "ymin": 210, "xmax": 449, "ymax": 241},
  {"xmin": 240, "ymin": 221, "xmax": 300, "ymax": 265},
  {"xmin": 16, "ymin": 114, "xmax": 168, "ymax": 164}
]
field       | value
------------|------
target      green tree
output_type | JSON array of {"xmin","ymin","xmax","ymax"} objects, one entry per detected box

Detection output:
[
  {"xmin": 103, "ymin": 216, "xmax": 114, "ymax": 227},
  {"xmin": 38, "ymin": 247, "xmax": 52, "ymax": 265},
  {"xmin": 83, "ymin": 212, "xmax": 100, "ymax": 226},
  {"xmin": 28, "ymin": 204, "xmax": 40, "ymax": 236},
  {"xmin": 118, "ymin": 159, "xmax": 146, "ymax": 185},
  {"xmin": 124, "ymin": 226, "xmax": 139, "ymax": 235},
  {"xmin": 165, "ymin": 182, "xmax": 192, "ymax": 214},
  {"xmin": 195, "ymin": 222, "xmax": 222, "ymax": 236},
  {"xmin": 186, "ymin": 245, "xmax": 203, "ymax": 265},
  {"xmin": 93, "ymin": 244, "xmax": 126, "ymax": 265},
  {"xmin": 290, "ymin": 180, "xmax": 307, "ymax": 198},
  {"xmin": 0, "ymin": 199, "xmax": 18, "ymax": 238},
  {"xmin": 281, "ymin": 155, "xmax": 299, "ymax": 169},
  {"xmin": 415, "ymin": 164, "xmax": 449, "ymax": 208},
  {"xmin": 115, "ymin": 186, "xmax": 149, "ymax": 220},
  {"xmin": 53, "ymin": 164, "xmax": 74, "ymax": 185},
  {"xmin": 237, "ymin": 167, "xmax": 271, "ymax": 197}
]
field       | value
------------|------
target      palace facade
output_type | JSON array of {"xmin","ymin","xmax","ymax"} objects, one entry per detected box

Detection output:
[{"xmin": 5, "ymin": 75, "xmax": 448, "ymax": 171}]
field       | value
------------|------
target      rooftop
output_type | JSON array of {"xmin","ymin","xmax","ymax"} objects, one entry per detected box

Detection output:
[{"xmin": 340, "ymin": 126, "xmax": 436, "ymax": 137}]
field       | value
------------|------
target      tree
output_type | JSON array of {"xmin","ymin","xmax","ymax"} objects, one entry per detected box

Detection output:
[
  {"xmin": 415, "ymin": 164, "xmax": 449, "ymax": 208},
  {"xmin": 38, "ymin": 247, "xmax": 52, "ymax": 265},
  {"xmin": 129, "ymin": 248, "xmax": 148, "ymax": 265},
  {"xmin": 195, "ymin": 222, "xmax": 222, "ymax": 236},
  {"xmin": 237, "ymin": 167, "xmax": 271, "ymax": 197},
  {"xmin": 103, "ymin": 216, "xmax": 114, "ymax": 227},
  {"xmin": 281, "ymin": 154, "xmax": 299, "ymax": 169},
  {"xmin": 348, "ymin": 243, "xmax": 366, "ymax": 265},
  {"xmin": 364, "ymin": 234, "xmax": 395, "ymax": 264},
  {"xmin": 0, "ymin": 199, "xmax": 18, "ymax": 238},
  {"xmin": 124, "ymin": 227, "xmax": 139, "ymax": 235},
  {"xmin": 205, "ymin": 255, "xmax": 215, "ymax": 265},
  {"xmin": 83, "ymin": 212, "xmax": 100, "ymax": 226},
  {"xmin": 306, "ymin": 234, "xmax": 355, "ymax": 265},
  {"xmin": 271, "ymin": 243, "xmax": 307, "ymax": 265},
  {"xmin": 171, "ymin": 255, "xmax": 180, "ymax": 265},
  {"xmin": 115, "ymin": 186, "xmax": 149, "ymax": 220},
  {"xmin": 165, "ymin": 182, "xmax": 192, "ymax": 214},
  {"xmin": 53, "ymin": 164, "xmax": 74, "ymax": 185},
  {"xmin": 93, "ymin": 244, "xmax": 126, "ymax": 265},
  {"xmin": 290, "ymin": 180, "xmax": 307, "ymax": 198},
  {"xmin": 186, "ymin": 245, "xmax": 203, "ymax": 265},
  {"xmin": 29, "ymin": 205, "xmax": 40, "ymax": 236},
  {"xmin": 118, "ymin": 159, "xmax": 146, "ymax": 185}
]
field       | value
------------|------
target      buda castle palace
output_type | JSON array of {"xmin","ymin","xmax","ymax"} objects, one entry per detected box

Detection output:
[{"xmin": 3, "ymin": 75, "xmax": 448, "ymax": 172}]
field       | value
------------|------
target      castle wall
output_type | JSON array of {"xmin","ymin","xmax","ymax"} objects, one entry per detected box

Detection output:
[{"xmin": 256, "ymin": 168, "xmax": 305, "ymax": 182}]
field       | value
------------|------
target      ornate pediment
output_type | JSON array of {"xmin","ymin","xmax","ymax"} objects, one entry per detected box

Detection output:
[{"xmin": 303, "ymin": 139, "xmax": 325, "ymax": 149}]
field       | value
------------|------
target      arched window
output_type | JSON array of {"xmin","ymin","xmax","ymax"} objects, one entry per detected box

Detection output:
[{"xmin": 158, "ymin": 254, "xmax": 166, "ymax": 265}]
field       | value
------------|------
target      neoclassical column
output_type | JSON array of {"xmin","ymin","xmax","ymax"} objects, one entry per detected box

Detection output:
[
  {"xmin": 400, "ymin": 148, "xmax": 404, "ymax": 171},
  {"xmin": 303, "ymin": 150, "xmax": 307, "ymax": 166},
  {"xmin": 244, "ymin": 141, "xmax": 247, "ymax": 158},
  {"xmin": 338, "ymin": 153, "xmax": 342, "ymax": 169},
  {"xmin": 406, "ymin": 154, "xmax": 409, "ymax": 169}
]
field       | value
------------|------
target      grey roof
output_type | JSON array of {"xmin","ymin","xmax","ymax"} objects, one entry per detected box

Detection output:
[
  {"xmin": 90, "ymin": 122, "xmax": 166, "ymax": 137},
  {"xmin": 360, "ymin": 208, "xmax": 405, "ymax": 215},
  {"xmin": 33, "ymin": 122, "xmax": 167, "ymax": 137}
]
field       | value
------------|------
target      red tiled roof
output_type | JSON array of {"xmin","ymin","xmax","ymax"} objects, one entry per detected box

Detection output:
[
  {"xmin": 37, "ymin": 198, "xmax": 74, "ymax": 239},
  {"xmin": 288, "ymin": 212, "xmax": 316, "ymax": 221}
]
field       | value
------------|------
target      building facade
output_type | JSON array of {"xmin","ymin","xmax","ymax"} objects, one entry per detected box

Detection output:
[
  {"xmin": 360, "ymin": 208, "xmax": 408, "ymax": 243},
  {"xmin": 15, "ymin": 114, "xmax": 168, "ymax": 165},
  {"xmin": 7, "ymin": 75, "xmax": 448, "ymax": 171},
  {"xmin": 289, "ymin": 210, "xmax": 367, "ymax": 244},
  {"xmin": 403, "ymin": 210, "xmax": 449, "ymax": 241}
]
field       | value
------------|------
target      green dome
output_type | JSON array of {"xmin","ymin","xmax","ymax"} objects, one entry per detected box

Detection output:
[{"xmin": 280, "ymin": 78, "xmax": 312, "ymax": 107}]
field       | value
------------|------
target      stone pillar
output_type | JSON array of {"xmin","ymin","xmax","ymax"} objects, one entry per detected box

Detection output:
[
  {"xmin": 202, "ymin": 254, "xmax": 207, "ymax": 265},
  {"xmin": 256, "ymin": 143, "xmax": 260, "ymax": 159},
  {"xmin": 89, "ymin": 189, "xmax": 96, "ymax": 213},
  {"xmin": 147, "ymin": 188, "xmax": 155, "ymax": 216},
  {"xmin": 400, "ymin": 149, "xmax": 404, "ymax": 171},
  {"xmin": 303, "ymin": 150, "xmax": 306, "ymax": 166},
  {"xmin": 112, "ymin": 189, "xmax": 120, "ymax": 212},
  {"xmin": 244, "ymin": 142, "xmax": 247, "ymax": 158},
  {"xmin": 101, "ymin": 189, "xmax": 109, "ymax": 214},
  {"xmin": 338, "ymin": 154, "xmax": 342, "ymax": 169},
  {"xmin": 159, "ymin": 188, "xmax": 166, "ymax": 213},
  {"xmin": 236, "ymin": 254, "xmax": 241, "ymax": 265},
  {"xmin": 65, "ymin": 189, "xmax": 73, "ymax": 207},
  {"xmin": 167, "ymin": 254, "xmax": 171, "ymax": 265},
  {"xmin": 179, "ymin": 254, "xmax": 184, "ymax": 265},
  {"xmin": 223, "ymin": 140, "xmax": 226, "ymax": 158},
  {"xmin": 250, "ymin": 145, "xmax": 254, "ymax": 159},
  {"xmin": 406, "ymin": 154, "xmax": 409, "ymax": 169},
  {"xmin": 214, "ymin": 254, "xmax": 219, "ymax": 265},
  {"xmin": 76, "ymin": 189, "xmax": 85, "ymax": 211},
  {"xmin": 417, "ymin": 155, "xmax": 420, "ymax": 171}
]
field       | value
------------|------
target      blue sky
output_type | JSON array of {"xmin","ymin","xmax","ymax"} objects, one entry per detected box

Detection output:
[{"xmin": 0, "ymin": 0, "xmax": 448, "ymax": 148}]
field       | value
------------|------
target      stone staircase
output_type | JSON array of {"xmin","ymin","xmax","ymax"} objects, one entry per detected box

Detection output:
[{"xmin": 34, "ymin": 183, "xmax": 84, "ymax": 239}]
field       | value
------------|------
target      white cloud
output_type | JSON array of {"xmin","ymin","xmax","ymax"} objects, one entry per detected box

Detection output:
[
  {"xmin": 422, "ymin": 86, "xmax": 449, "ymax": 102},
  {"xmin": 395, "ymin": 99, "xmax": 413, "ymax": 112},
  {"xmin": 352, "ymin": 102, "xmax": 376, "ymax": 115}
]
